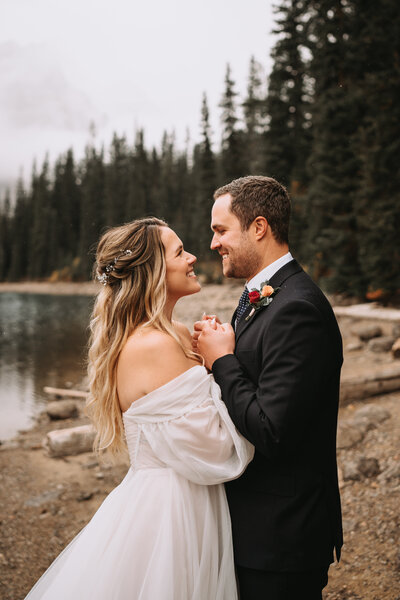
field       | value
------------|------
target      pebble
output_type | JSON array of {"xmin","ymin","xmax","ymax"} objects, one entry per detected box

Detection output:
[
  {"xmin": 392, "ymin": 323, "xmax": 400, "ymax": 338},
  {"xmin": 76, "ymin": 491, "xmax": 93, "ymax": 502},
  {"xmin": 342, "ymin": 460, "xmax": 363, "ymax": 481},
  {"xmin": 391, "ymin": 338, "xmax": 400, "ymax": 359},
  {"xmin": 342, "ymin": 456, "xmax": 380, "ymax": 481},
  {"xmin": 378, "ymin": 461, "xmax": 400, "ymax": 482},
  {"xmin": 342, "ymin": 518, "xmax": 358, "ymax": 533},
  {"xmin": 81, "ymin": 459, "xmax": 99, "ymax": 469},
  {"xmin": 352, "ymin": 324, "xmax": 383, "ymax": 341},
  {"xmin": 346, "ymin": 342, "xmax": 364, "ymax": 352},
  {"xmin": 357, "ymin": 456, "xmax": 380, "ymax": 477},
  {"xmin": 46, "ymin": 400, "xmax": 79, "ymax": 420},
  {"xmin": 337, "ymin": 422, "xmax": 365, "ymax": 449},
  {"xmin": 24, "ymin": 489, "xmax": 62, "ymax": 508},
  {"xmin": 368, "ymin": 336, "xmax": 396, "ymax": 353},
  {"xmin": 353, "ymin": 404, "xmax": 391, "ymax": 424}
]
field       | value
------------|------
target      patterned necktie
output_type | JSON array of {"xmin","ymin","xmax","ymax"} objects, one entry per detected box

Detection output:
[{"xmin": 235, "ymin": 287, "xmax": 249, "ymax": 327}]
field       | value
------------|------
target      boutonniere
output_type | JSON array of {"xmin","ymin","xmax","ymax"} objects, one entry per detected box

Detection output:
[{"xmin": 245, "ymin": 281, "xmax": 280, "ymax": 321}]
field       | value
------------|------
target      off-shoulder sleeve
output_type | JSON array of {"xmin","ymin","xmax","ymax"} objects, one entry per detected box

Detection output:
[{"xmin": 140, "ymin": 379, "xmax": 254, "ymax": 485}]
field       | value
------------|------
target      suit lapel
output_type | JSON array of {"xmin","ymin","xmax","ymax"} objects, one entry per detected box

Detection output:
[
  {"xmin": 234, "ymin": 259, "xmax": 303, "ymax": 342},
  {"xmin": 268, "ymin": 258, "xmax": 302, "ymax": 290},
  {"xmin": 231, "ymin": 308, "xmax": 238, "ymax": 328}
]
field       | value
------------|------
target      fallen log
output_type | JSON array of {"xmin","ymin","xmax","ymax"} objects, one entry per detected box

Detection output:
[
  {"xmin": 340, "ymin": 366, "xmax": 400, "ymax": 403},
  {"xmin": 43, "ymin": 424, "xmax": 95, "ymax": 457},
  {"xmin": 43, "ymin": 386, "xmax": 89, "ymax": 400},
  {"xmin": 334, "ymin": 303, "xmax": 400, "ymax": 323}
]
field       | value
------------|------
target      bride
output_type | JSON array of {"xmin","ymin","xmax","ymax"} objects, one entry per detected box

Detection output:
[{"xmin": 25, "ymin": 217, "xmax": 254, "ymax": 600}]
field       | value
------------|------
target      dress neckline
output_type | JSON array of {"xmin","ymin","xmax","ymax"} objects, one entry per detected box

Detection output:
[{"xmin": 122, "ymin": 365, "xmax": 207, "ymax": 415}]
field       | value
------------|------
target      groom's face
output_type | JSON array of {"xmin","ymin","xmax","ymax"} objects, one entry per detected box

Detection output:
[{"xmin": 211, "ymin": 194, "xmax": 259, "ymax": 279}]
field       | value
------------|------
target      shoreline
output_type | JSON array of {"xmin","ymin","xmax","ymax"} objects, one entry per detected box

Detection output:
[
  {"xmin": 3, "ymin": 281, "xmax": 400, "ymax": 324},
  {"xmin": 0, "ymin": 280, "xmax": 236, "ymax": 296},
  {"xmin": 0, "ymin": 281, "xmax": 99, "ymax": 296}
]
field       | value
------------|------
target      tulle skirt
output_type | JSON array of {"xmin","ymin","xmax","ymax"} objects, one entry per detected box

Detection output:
[{"xmin": 25, "ymin": 466, "xmax": 238, "ymax": 600}]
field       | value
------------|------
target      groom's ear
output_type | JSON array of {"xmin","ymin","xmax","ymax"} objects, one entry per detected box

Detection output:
[{"xmin": 253, "ymin": 216, "xmax": 269, "ymax": 241}]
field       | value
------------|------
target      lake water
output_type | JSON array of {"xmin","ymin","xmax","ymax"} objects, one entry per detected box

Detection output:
[{"xmin": 0, "ymin": 293, "xmax": 94, "ymax": 441}]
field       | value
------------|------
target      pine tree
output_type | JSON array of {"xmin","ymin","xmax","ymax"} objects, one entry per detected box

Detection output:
[
  {"xmin": 264, "ymin": 0, "xmax": 311, "ymax": 189},
  {"xmin": 304, "ymin": 0, "xmax": 364, "ymax": 294},
  {"xmin": 27, "ymin": 158, "xmax": 53, "ymax": 279},
  {"xmin": 8, "ymin": 179, "xmax": 30, "ymax": 281},
  {"xmin": 78, "ymin": 145, "xmax": 106, "ymax": 278},
  {"xmin": 147, "ymin": 148, "xmax": 162, "ymax": 218},
  {"xmin": 353, "ymin": 0, "xmax": 400, "ymax": 295},
  {"xmin": 192, "ymin": 93, "xmax": 217, "ymax": 259},
  {"xmin": 158, "ymin": 131, "xmax": 176, "ymax": 222},
  {"xmin": 219, "ymin": 64, "xmax": 246, "ymax": 182},
  {"xmin": 105, "ymin": 134, "xmax": 131, "ymax": 226},
  {"xmin": 51, "ymin": 149, "xmax": 81, "ymax": 275},
  {"xmin": 172, "ymin": 146, "xmax": 191, "ymax": 245},
  {"xmin": 200, "ymin": 94, "xmax": 217, "ymax": 193},
  {"xmin": 242, "ymin": 56, "xmax": 266, "ymax": 174},
  {"xmin": 125, "ymin": 129, "xmax": 150, "ymax": 221},
  {"xmin": 0, "ymin": 190, "xmax": 11, "ymax": 280}
]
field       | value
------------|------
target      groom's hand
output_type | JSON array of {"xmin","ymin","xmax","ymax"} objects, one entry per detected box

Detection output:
[{"xmin": 197, "ymin": 321, "xmax": 235, "ymax": 370}]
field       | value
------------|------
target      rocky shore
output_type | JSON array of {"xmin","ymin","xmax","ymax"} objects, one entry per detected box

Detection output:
[{"xmin": 1, "ymin": 285, "xmax": 400, "ymax": 599}]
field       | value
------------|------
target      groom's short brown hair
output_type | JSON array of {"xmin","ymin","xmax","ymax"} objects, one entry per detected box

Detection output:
[{"xmin": 213, "ymin": 175, "xmax": 291, "ymax": 245}]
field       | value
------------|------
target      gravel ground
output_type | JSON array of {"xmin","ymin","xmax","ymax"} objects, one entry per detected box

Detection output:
[
  {"xmin": 0, "ymin": 285, "xmax": 399, "ymax": 599},
  {"xmin": 326, "ymin": 393, "xmax": 400, "ymax": 599}
]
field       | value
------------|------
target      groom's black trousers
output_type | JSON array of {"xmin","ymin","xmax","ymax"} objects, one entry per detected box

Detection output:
[{"xmin": 236, "ymin": 565, "xmax": 329, "ymax": 600}]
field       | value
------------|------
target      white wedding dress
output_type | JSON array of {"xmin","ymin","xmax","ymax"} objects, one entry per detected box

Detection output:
[{"xmin": 25, "ymin": 365, "xmax": 254, "ymax": 600}]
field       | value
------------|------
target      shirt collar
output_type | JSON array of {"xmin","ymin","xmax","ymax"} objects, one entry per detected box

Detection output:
[{"xmin": 246, "ymin": 252, "xmax": 293, "ymax": 291}]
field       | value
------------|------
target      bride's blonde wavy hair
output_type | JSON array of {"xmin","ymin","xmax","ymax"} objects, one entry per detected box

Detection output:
[{"xmin": 87, "ymin": 217, "xmax": 199, "ymax": 460}]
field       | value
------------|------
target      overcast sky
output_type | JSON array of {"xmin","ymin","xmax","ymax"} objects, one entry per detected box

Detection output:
[{"xmin": 0, "ymin": 0, "xmax": 275, "ymax": 188}]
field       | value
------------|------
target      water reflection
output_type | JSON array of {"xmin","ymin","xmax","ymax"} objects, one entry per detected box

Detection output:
[{"xmin": 0, "ymin": 293, "xmax": 94, "ymax": 440}]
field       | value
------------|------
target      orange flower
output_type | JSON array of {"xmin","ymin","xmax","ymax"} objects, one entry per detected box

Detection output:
[
  {"xmin": 261, "ymin": 285, "xmax": 274, "ymax": 298},
  {"xmin": 366, "ymin": 289, "xmax": 385, "ymax": 300}
]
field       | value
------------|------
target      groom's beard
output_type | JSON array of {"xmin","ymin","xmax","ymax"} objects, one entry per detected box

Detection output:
[{"xmin": 222, "ymin": 240, "xmax": 260, "ymax": 280}]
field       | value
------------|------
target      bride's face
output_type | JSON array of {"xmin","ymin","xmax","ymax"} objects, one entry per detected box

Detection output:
[{"xmin": 160, "ymin": 227, "xmax": 201, "ymax": 299}]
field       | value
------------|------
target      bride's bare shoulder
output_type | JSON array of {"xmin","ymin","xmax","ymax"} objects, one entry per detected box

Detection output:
[
  {"xmin": 117, "ymin": 327, "xmax": 195, "ymax": 410},
  {"xmin": 121, "ymin": 327, "xmax": 182, "ymax": 361}
]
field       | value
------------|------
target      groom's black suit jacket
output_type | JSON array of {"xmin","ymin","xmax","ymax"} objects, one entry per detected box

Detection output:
[{"xmin": 212, "ymin": 259, "xmax": 343, "ymax": 572}]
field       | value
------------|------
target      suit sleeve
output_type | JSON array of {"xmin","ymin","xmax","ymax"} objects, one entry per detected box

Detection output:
[{"xmin": 212, "ymin": 299, "xmax": 330, "ymax": 460}]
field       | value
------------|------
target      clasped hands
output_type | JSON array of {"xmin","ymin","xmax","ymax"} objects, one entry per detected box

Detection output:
[{"xmin": 192, "ymin": 314, "xmax": 235, "ymax": 370}]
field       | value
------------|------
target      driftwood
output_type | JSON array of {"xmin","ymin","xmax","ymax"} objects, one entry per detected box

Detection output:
[
  {"xmin": 43, "ymin": 386, "xmax": 89, "ymax": 400},
  {"xmin": 334, "ymin": 303, "xmax": 400, "ymax": 323},
  {"xmin": 340, "ymin": 366, "xmax": 400, "ymax": 403},
  {"xmin": 43, "ymin": 424, "xmax": 95, "ymax": 457}
]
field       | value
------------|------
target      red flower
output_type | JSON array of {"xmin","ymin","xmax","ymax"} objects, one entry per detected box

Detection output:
[{"xmin": 248, "ymin": 290, "xmax": 261, "ymax": 304}]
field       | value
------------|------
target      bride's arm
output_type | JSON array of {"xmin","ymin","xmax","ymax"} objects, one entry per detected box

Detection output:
[{"xmin": 141, "ymin": 380, "xmax": 254, "ymax": 485}]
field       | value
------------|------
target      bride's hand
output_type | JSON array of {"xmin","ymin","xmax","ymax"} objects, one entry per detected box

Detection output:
[{"xmin": 192, "ymin": 313, "xmax": 221, "ymax": 350}]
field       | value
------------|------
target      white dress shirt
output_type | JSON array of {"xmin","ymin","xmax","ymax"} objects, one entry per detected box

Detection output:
[
  {"xmin": 234, "ymin": 252, "xmax": 294, "ymax": 329},
  {"xmin": 246, "ymin": 252, "xmax": 293, "ymax": 292}
]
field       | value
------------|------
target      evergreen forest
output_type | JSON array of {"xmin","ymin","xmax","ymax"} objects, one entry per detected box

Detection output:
[{"xmin": 0, "ymin": 0, "xmax": 399, "ymax": 298}]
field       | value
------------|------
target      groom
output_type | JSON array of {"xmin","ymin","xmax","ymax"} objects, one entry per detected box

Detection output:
[{"xmin": 194, "ymin": 176, "xmax": 343, "ymax": 600}]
